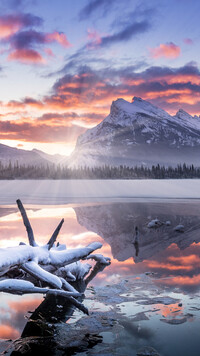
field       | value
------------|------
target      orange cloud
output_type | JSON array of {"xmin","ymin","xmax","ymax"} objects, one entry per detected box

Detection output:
[
  {"xmin": 0, "ymin": 23, "xmax": 21, "ymax": 38},
  {"xmin": 0, "ymin": 325, "xmax": 20, "ymax": 339},
  {"xmin": 149, "ymin": 42, "xmax": 181, "ymax": 59},
  {"xmin": 9, "ymin": 297, "xmax": 43, "ymax": 313},
  {"xmin": 143, "ymin": 89, "xmax": 191, "ymax": 100},
  {"xmin": 166, "ymin": 94, "xmax": 200, "ymax": 105},
  {"xmin": 162, "ymin": 274, "xmax": 200, "ymax": 286},
  {"xmin": 165, "ymin": 75, "xmax": 200, "ymax": 85},
  {"xmin": 168, "ymin": 254, "xmax": 200, "ymax": 265},
  {"xmin": 156, "ymin": 303, "xmax": 183, "ymax": 318},
  {"xmin": 146, "ymin": 260, "xmax": 193, "ymax": 271}
]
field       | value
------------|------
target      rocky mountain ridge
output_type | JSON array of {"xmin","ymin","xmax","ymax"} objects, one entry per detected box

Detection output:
[{"xmin": 69, "ymin": 97, "xmax": 200, "ymax": 167}]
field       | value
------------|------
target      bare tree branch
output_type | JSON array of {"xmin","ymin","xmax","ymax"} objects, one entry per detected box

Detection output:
[
  {"xmin": 47, "ymin": 218, "xmax": 64, "ymax": 250},
  {"xmin": 16, "ymin": 199, "xmax": 36, "ymax": 247}
]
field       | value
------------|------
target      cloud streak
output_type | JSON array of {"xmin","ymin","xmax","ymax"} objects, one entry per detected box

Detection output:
[
  {"xmin": 0, "ymin": 119, "xmax": 86, "ymax": 143},
  {"xmin": 3, "ymin": 62, "xmax": 200, "ymax": 114},
  {"xmin": 79, "ymin": 0, "xmax": 115, "ymax": 20},
  {"xmin": 100, "ymin": 20, "xmax": 151, "ymax": 46}
]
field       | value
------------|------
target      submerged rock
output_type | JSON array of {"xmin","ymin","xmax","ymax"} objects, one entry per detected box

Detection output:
[
  {"xmin": 173, "ymin": 224, "xmax": 184, "ymax": 232},
  {"xmin": 137, "ymin": 346, "xmax": 160, "ymax": 356},
  {"xmin": 147, "ymin": 219, "xmax": 163, "ymax": 228},
  {"xmin": 165, "ymin": 220, "xmax": 171, "ymax": 226}
]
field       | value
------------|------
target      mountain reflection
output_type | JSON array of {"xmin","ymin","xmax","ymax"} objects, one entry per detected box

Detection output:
[
  {"xmin": 1, "ymin": 200, "xmax": 200, "ymax": 340},
  {"xmin": 74, "ymin": 201, "xmax": 200, "ymax": 292}
]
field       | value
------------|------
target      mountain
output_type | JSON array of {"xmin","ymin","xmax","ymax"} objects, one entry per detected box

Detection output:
[
  {"xmin": 69, "ymin": 97, "xmax": 200, "ymax": 167},
  {"xmin": 32, "ymin": 149, "xmax": 67, "ymax": 165},
  {"xmin": 0, "ymin": 143, "xmax": 65, "ymax": 166}
]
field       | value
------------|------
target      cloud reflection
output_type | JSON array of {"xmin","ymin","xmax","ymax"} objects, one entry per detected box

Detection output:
[
  {"xmin": 0, "ymin": 295, "xmax": 42, "ymax": 339},
  {"xmin": 1, "ymin": 202, "xmax": 200, "ymax": 294}
]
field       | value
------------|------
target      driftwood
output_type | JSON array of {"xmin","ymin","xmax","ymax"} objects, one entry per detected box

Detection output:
[{"xmin": 0, "ymin": 199, "xmax": 111, "ymax": 315}]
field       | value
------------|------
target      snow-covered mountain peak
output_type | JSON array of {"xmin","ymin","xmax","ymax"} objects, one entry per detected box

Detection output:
[
  {"xmin": 173, "ymin": 108, "xmax": 200, "ymax": 130},
  {"xmin": 132, "ymin": 96, "xmax": 172, "ymax": 119},
  {"xmin": 69, "ymin": 96, "xmax": 200, "ymax": 168},
  {"xmin": 110, "ymin": 98, "xmax": 128, "ymax": 113},
  {"xmin": 175, "ymin": 109, "xmax": 192, "ymax": 120},
  {"xmin": 108, "ymin": 97, "xmax": 171, "ymax": 123}
]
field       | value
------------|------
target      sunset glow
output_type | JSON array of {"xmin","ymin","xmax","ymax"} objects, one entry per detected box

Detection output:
[{"xmin": 0, "ymin": 0, "xmax": 199, "ymax": 155}]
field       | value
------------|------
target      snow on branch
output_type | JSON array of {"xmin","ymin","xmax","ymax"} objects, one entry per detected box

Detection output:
[
  {"xmin": 86, "ymin": 254, "xmax": 111, "ymax": 265},
  {"xmin": 0, "ymin": 199, "xmax": 111, "ymax": 315}
]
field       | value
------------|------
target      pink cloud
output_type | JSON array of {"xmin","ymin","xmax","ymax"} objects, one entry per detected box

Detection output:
[
  {"xmin": 46, "ymin": 31, "xmax": 71, "ymax": 48},
  {"xmin": 8, "ymin": 48, "xmax": 45, "ymax": 64},
  {"xmin": 0, "ymin": 13, "xmax": 42, "ymax": 39},
  {"xmin": 0, "ymin": 21, "xmax": 21, "ymax": 38},
  {"xmin": 149, "ymin": 42, "xmax": 181, "ymax": 59},
  {"xmin": 6, "ymin": 30, "xmax": 71, "ymax": 64},
  {"xmin": 0, "ymin": 14, "xmax": 71, "ymax": 65}
]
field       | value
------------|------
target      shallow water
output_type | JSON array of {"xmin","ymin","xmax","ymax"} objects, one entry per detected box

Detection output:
[{"xmin": 0, "ymin": 199, "xmax": 200, "ymax": 355}]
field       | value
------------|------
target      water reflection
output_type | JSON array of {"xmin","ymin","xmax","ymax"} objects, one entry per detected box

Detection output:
[
  {"xmin": 74, "ymin": 201, "xmax": 200, "ymax": 292},
  {"xmin": 1, "ymin": 200, "xmax": 200, "ymax": 343},
  {"xmin": 0, "ymin": 295, "xmax": 42, "ymax": 340}
]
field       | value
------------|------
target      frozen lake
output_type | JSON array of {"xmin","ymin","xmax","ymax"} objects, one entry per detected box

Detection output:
[
  {"xmin": 0, "ymin": 182, "xmax": 200, "ymax": 355},
  {"xmin": 0, "ymin": 179, "xmax": 200, "ymax": 204}
]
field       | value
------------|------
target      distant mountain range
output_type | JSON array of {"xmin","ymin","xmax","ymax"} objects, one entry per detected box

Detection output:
[
  {"xmin": 1, "ymin": 97, "xmax": 200, "ymax": 168},
  {"xmin": 69, "ymin": 97, "xmax": 200, "ymax": 167},
  {"xmin": 0, "ymin": 144, "xmax": 66, "ymax": 166}
]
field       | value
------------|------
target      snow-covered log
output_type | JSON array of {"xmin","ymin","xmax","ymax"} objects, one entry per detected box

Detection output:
[
  {"xmin": 0, "ymin": 279, "xmax": 80, "ymax": 297},
  {"xmin": 60, "ymin": 277, "xmax": 79, "ymax": 293},
  {"xmin": 56, "ymin": 261, "xmax": 92, "ymax": 281},
  {"xmin": 0, "ymin": 242, "xmax": 102, "ymax": 272},
  {"xmin": 21, "ymin": 261, "xmax": 63, "ymax": 289},
  {"xmin": 0, "ymin": 199, "xmax": 111, "ymax": 315},
  {"xmin": 49, "ymin": 242, "xmax": 102, "ymax": 266}
]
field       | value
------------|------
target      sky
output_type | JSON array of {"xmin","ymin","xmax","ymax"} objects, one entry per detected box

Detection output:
[{"xmin": 0, "ymin": 0, "xmax": 200, "ymax": 156}]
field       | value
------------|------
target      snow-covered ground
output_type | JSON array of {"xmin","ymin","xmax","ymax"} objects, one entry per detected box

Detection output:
[{"xmin": 0, "ymin": 179, "xmax": 200, "ymax": 205}]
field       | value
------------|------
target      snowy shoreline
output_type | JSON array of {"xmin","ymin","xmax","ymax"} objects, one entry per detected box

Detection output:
[{"xmin": 0, "ymin": 179, "xmax": 200, "ymax": 205}]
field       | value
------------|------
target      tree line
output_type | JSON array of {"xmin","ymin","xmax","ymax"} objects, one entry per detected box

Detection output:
[{"xmin": 0, "ymin": 161, "xmax": 200, "ymax": 179}]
